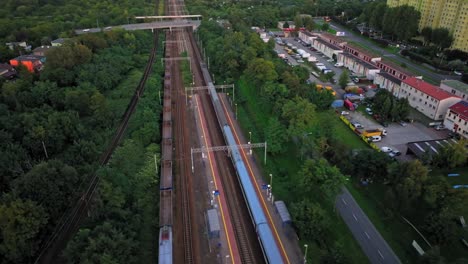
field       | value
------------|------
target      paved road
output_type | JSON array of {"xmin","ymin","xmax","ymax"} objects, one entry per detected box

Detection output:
[
  {"xmin": 328, "ymin": 22, "xmax": 458, "ymax": 84},
  {"xmin": 336, "ymin": 187, "xmax": 401, "ymax": 264}
]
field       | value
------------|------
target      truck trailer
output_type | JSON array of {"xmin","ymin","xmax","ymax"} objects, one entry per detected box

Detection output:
[{"xmin": 357, "ymin": 128, "xmax": 387, "ymax": 137}]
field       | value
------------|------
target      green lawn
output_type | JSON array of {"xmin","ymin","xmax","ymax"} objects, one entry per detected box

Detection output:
[{"xmin": 236, "ymin": 78, "xmax": 369, "ymax": 263}]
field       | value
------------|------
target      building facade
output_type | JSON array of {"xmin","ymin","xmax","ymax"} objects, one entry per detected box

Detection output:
[
  {"xmin": 398, "ymin": 77, "xmax": 461, "ymax": 120},
  {"xmin": 387, "ymin": 0, "xmax": 468, "ymax": 52},
  {"xmin": 444, "ymin": 100, "xmax": 468, "ymax": 139},
  {"xmin": 439, "ymin": 80, "xmax": 468, "ymax": 100}
]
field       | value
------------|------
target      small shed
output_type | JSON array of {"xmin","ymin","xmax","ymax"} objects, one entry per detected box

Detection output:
[
  {"xmin": 274, "ymin": 201, "xmax": 292, "ymax": 227},
  {"xmin": 207, "ymin": 209, "xmax": 220, "ymax": 238}
]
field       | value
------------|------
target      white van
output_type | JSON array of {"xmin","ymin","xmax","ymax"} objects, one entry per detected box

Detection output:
[{"xmin": 368, "ymin": 136, "xmax": 382, "ymax": 142}]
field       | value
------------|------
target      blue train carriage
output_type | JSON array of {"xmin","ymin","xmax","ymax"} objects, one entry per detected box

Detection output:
[
  {"xmin": 158, "ymin": 226, "xmax": 173, "ymax": 264},
  {"xmin": 257, "ymin": 223, "xmax": 284, "ymax": 264}
]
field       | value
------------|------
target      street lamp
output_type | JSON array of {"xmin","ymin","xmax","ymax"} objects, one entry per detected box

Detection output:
[
  {"xmin": 235, "ymin": 103, "xmax": 238, "ymax": 120},
  {"xmin": 249, "ymin": 131, "xmax": 252, "ymax": 143},
  {"xmin": 304, "ymin": 244, "xmax": 308, "ymax": 263},
  {"xmin": 269, "ymin": 174, "xmax": 273, "ymax": 198}
]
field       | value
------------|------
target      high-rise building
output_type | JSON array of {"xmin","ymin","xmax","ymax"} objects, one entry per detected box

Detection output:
[{"xmin": 387, "ymin": 0, "xmax": 468, "ymax": 52}]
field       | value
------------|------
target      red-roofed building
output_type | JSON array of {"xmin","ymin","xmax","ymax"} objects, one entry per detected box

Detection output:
[
  {"xmin": 398, "ymin": 77, "xmax": 461, "ymax": 120},
  {"xmin": 444, "ymin": 101, "xmax": 468, "ymax": 139},
  {"xmin": 9, "ymin": 55, "xmax": 45, "ymax": 73}
]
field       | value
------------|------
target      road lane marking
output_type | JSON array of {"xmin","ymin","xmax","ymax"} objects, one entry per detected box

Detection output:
[
  {"xmin": 378, "ymin": 250, "xmax": 384, "ymax": 259},
  {"xmin": 353, "ymin": 214, "xmax": 358, "ymax": 221},
  {"xmin": 364, "ymin": 232, "xmax": 370, "ymax": 239},
  {"xmin": 341, "ymin": 198, "xmax": 347, "ymax": 205}
]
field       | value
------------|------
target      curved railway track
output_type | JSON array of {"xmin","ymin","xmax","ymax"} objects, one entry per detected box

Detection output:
[{"xmin": 35, "ymin": 31, "xmax": 160, "ymax": 264}]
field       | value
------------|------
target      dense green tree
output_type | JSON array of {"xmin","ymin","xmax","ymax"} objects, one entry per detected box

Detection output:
[
  {"xmin": 431, "ymin": 139, "xmax": 467, "ymax": 169},
  {"xmin": 291, "ymin": 200, "xmax": 329, "ymax": 241},
  {"xmin": 13, "ymin": 160, "xmax": 79, "ymax": 222},
  {"xmin": 300, "ymin": 158, "xmax": 346, "ymax": 198},
  {"xmin": 245, "ymin": 58, "xmax": 278, "ymax": 89},
  {"xmin": 264, "ymin": 117, "xmax": 288, "ymax": 155},
  {"xmin": 281, "ymin": 96, "xmax": 317, "ymax": 138},
  {"xmin": 338, "ymin": 71, "xmax": 349, "ymax": 88},
  {"xmin": 64, "ymin": 222, "xmax": 139, "ymax": 264},
  {"xmin": 0, "ymin": 196, "xmax": 48, "ymax": 263},
  {"xmin": 387, "ymin": 160, "xmax": 428, "ymax": 211},
  {"xmin": 350, "ymin": 150, "xmax": 391, "ymax": 183}
]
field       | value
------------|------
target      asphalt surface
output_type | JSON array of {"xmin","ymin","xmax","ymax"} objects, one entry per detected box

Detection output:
[
  {"xmin": 328, "ymin": 22, "xmax": 459, "ymax": 84},
  {"xmin": 336, "ymin": 187, "xmax": 401, "ymax": 264}
]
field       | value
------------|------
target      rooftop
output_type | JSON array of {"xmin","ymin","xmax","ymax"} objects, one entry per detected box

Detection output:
[
  {"xmin": 449, "ymin": 100, "xmax": 468, "ymax": 121},
  {"xmin": 403, "ymin": 77, "xmax": 457, "ymax": 100},
  {"xmin": 319, "ymin": 32, "xmax": 347, "ymax": 44},
  {"xmin": 378, "ymin": 58, "xmax": 415, "ymax": 77},
  {"xmin": 341, "ymin": 53, "xmax": 379, "ymax": 69},
  {"xmin": 407, "ymin": 138, "xmax": 459, "ymax": 158},
  {"xmin": 314, "ymin": 38, "xmax": 342, "ymax": 51},
  {"xmin": 441, "ymin": 80, "xmax": 468, "ymax": 93},
  {"xmin": 376, "ymin": 72, "xmax": 402, "ymax": 85},
  {"xmin": 344, "ymin": 42, "xmax": 380, "ymax": 58},
  {"xmin": 12, "ymin": 55, "xmax": 45, "ymax": 61}
]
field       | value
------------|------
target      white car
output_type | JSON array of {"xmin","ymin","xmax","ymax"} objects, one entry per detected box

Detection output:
[
  {"xmin": 388, "ymin": 150, "xmax": 401, "ymax": 157},
  {"xmin": 380, "ymin": 147, "xmax": 393, "ymax": 153},
  {"xmin": 365, "ymin": 108, "xmax": 373, "ymax": 115},
  {"xmin": 341, "ymin": 111, "xmax": 350, "ymax": 115},
  {"xmin": 83, "ymin": 29, "xmax": 90, "ymax": 32},
  {"xmin": 454, "ymin": 71, "xmax": 462, "ymax": 76},
  {"xmin": 352, "ymin": 122, "xmax": 364, "ymax": 129}
]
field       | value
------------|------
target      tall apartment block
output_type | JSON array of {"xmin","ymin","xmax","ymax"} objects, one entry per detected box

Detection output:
[{"xmin": 387, "ymin": 0, "xmax": 468, "ymax": 52}]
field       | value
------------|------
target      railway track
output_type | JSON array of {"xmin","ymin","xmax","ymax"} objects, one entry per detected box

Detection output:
[
  {"xmin": 35, "ymin": 31, "xmax": 160, "ymax": 264},
  {"xmin": 186, "ymin": 25, "xmax": 264, "ymax": 264}
]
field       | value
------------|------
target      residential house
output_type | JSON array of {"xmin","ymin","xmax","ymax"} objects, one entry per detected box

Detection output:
[
  {"xmin": 439, "ymin": 80, "xmax": 468, "ymax": 100},
  {"xmin": 398, "ymin": 77, "xmax": 461, "ymax": 120},
  {"xmin": 277, "ymin": 21, "xmax": 295, "ymax": 30},
  {"xmin": 9, "ymin": 55, "xmax": 45, "ymax": 73},
  {"xmin": 0, "ymin": 64, "xmax": 17, "ymax": 79},
  {"xmin": 444, "ymin": 100, "xmax": 468, "ymax": 139},
  {"xmin": 33, "ymin": 46, "xmax": 55, "ymax": 57},
  {"xmin": 51, "ymin": 38, "xmax": 68, "ymax": 47},
  {"xmin": 5, "ymin": 41, "xmax": 31, "ymax": 52}
]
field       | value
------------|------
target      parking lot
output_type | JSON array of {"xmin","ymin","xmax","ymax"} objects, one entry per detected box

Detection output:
[{"xmin": 347, "ymin": 111, "xmax": 450, "ymax": 156}]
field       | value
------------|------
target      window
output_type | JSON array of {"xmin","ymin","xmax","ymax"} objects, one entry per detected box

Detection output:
[{"xmin": 439, "ymin": 115, "xmax": 443, "ymax": 119}]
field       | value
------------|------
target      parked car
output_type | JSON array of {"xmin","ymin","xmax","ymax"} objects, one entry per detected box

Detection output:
[
  {"xmin": 365, "ymin": 108, "xmax": 373, "ymax": 115},
  {"xmin": 297, "ymin": 59, "xmax": 304, "ymax": 63},
  {"xmin": 454, "ymin": 70, "xmax": 463, "ymax": 76},
  {"xmin": 352, "ymin": 122, "xmax": 364, "ymax": 129},
  {"xmin": 341, "ymin": 111, "xmax": 350, "ymax": 115},
  {"xmin": 368, "ymin": 135, "xmax": 382, "ymax": 142},
  {"xmin": 388, "ymin": 150, "xmax": 401, "ymax": 157},
  {"xmin": 399, "ymin": 121, "xmax": 407, "ymax": 127},
  {"xmin": 435, "ymin": 124, "xmax": 446, "ymax": 130},
  {"xmin": 380, "ymin": 146, "xmax": 393, "ymax": 153}
]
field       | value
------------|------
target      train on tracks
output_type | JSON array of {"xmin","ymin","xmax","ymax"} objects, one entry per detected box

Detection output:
[
  {"xmin": 158, "ymin": 31, "xmax": 173, "ymax": 264},
  {"xmin": 200, "ymin": 63, "xmax": 284, "ymax": 264}
]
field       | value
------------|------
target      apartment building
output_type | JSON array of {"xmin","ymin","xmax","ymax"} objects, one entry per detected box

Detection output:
[
  {"xmin": 444, "ymin": 100, "xmax": 468, "ymax": 139},
  {"xmin": 439, "ymin": 80, "xmax": 468, "ymax": 100},
  {"xmin": 398, "ymin": 77, "xmax": 461, "ymax": 120},
  {"xmin": 387, "ymin": 0, "xmax": 468, "ymax": 52}
]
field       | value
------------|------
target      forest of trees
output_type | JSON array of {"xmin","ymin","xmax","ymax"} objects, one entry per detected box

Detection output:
[{"xmin": 0, "ymin": 28, "xmax": 160, "ymax": 263}]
